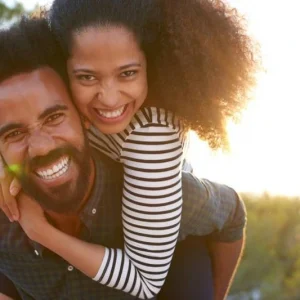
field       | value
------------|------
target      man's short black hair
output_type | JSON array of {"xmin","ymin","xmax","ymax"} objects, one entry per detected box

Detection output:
[{"xmin": 0, "ymin": 17, "xmax": 66, "ymax": 83}]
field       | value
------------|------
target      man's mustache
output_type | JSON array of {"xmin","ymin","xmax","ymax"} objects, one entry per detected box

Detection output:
[{"xmin": 24, "ymin": 146, "xmax": 77, "ymax": 173}]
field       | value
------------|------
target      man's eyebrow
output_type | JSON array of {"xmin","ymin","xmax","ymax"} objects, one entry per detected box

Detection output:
[
  {"xmin": 0, "ymin": 123, "xmax": 24, "ymax": 139},
  {"xmin": 38, "ymin": 104, "xmax": 68, "ymax": 121}
]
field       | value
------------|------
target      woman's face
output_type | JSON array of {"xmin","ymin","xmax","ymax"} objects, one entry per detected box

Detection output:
[{"xmin": 67, "ymin": 25, "xmax": 148, "ymax": 134}]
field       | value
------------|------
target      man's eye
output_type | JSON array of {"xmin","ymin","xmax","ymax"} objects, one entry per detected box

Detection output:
[
  {"xmin": 76, "ymin": 75, "xmax": 96, "ymax": 81},
  {"xmin": 45, "ymin": 113, "xmax": 64, "ymax": 125},
  {"xmin": 5, "ymin": 130, "xmax": 24, "ymax": 141},
  {"xmin": 120, "ymin": 70, "xmax": 137, "ymax": 78}
]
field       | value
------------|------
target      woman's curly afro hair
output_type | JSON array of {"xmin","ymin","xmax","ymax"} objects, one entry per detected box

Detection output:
[{"xmin": 50, "ymin": 0, "xmax": 259, "ymax": 148}]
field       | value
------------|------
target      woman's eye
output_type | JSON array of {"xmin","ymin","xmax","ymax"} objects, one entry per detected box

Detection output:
[
  {"xmin": 120, "ymin": 70, "xmax": 137, "ymax": 78},
  {"xmin": 77, "ymin": 75, "xmax": 96, "ymax": 81},
  {"xmin": 45, "ymin": 113, "xmax": 64, "ymax": 125}
]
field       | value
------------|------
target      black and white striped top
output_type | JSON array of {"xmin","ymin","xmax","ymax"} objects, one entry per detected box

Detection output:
[{"xmin": 88, "ymin": 107, "xmax": 187, "ymax": 299}]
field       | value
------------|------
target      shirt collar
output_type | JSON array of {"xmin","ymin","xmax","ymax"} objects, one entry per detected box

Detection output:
[{"xmin": 79, "ymin": 149, "xmax": 106, "ymax": 226}]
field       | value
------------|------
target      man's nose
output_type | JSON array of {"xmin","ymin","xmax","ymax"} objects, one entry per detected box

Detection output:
[
  {"xmin": 97, "ymin": 81, "xmax": 120, "ymax": 108},
  {"xmin": 27, "ymin": 131, "xmax": 56, "ymax": 159}
]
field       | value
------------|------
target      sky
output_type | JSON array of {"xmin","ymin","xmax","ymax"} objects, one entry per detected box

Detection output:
[
  {"xmin": 4, "ymin": 0, "xmax": 49, "ymax": 10},
  {"xmin": 3, "ymin": 0, "xmax": 300, "ymax": 196}
]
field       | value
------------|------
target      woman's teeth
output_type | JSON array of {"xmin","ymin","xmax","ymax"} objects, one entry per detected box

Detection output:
[
  {"xmin": 97, "ymin": 105, "xmax": 126, "ymax": 118},
  {"xmin": 36, "ymin": 157, "xmax": 70, "ymax": 180}
]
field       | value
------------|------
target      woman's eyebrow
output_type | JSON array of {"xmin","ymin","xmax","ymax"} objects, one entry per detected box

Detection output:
[{"xmin": 118, "ymin": 63, "xmax": 141, "ymax": 71}]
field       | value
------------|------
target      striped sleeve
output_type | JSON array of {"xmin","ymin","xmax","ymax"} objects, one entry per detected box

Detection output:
[{"xmin": 89, "ymin": 107, "xmax": 186, "ymax": 299}]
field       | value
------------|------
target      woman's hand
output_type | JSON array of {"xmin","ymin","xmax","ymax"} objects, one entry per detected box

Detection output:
[
  {"xmin": 0, "ymin": 157, "xmax": 22, "ymax": 222},
  {"xmin": 18, "ymin": 193, "xmax": 49, "ymax": 241}
]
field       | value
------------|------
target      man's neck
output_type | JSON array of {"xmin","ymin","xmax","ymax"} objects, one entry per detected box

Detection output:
[{"xmin": 45, "ymin": 157, "xmax": 96, "ymax": 237}]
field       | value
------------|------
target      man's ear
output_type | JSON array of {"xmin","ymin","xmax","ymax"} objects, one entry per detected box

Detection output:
[{"xmin": 81, "ymin": 115, "xmax": 92, "ymax": 129}]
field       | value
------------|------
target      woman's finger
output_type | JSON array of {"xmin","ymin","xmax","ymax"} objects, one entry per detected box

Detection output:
[
  {"xmin": 10, "ymin": 177, "xmax": 22, "ymax": 197},
  {"xmin": 0, "ymin": 162, "xmax": 20, "ymax": 220}
]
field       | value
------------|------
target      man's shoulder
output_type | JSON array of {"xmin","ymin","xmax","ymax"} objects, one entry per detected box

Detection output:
[
  {"xmin": 90, "ymin": 148, "xmax": 124, "ymax": 208},
  {"xmin": 91, "ymin": 148, "xmax": 124, "ymax": 179},
  {"xmin": 92, "ymin": 148, "xmax": 122, "ymax": 168}
]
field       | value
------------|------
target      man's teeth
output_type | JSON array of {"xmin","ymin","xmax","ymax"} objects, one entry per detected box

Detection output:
[
  {"xmin": 36, "ymin": 157, "xmax": 70, "ymax": 180},
  {"xmin": 97, "ymin": 105, "xmax": 125, "ymax": 118}
]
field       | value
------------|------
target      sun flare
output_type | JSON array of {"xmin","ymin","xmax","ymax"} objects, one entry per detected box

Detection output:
[{"xmin": 186, "ymin": 0, "xmax": 300, "ymax": 196}]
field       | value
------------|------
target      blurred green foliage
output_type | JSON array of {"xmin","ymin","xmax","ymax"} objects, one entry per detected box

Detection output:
[
  {"xmin": 0, "ymin": 0, "xmax": 26, "ymax": 23},
  {"xmin": 231, "ymin": 194, "xmax": 300, "ymax": 299}
]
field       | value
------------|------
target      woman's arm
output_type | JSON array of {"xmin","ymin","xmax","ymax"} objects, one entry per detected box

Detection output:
[
  {"xmin": 90, "ymin": 108, "xmax": 185, "ymax": 298},
  {"xmin": 17, "ymin": 201, "xmax": 105, "ymax": 279}
]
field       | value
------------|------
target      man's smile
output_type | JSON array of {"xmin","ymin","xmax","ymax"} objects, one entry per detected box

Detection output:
[{"xmin": 34, "ymin": 155, "xmax": 70, "ymax": 180}]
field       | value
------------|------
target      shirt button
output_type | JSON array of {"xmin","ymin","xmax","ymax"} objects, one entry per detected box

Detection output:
[
  {"xmin": 92, "ymin": 208, "xmax": 97, "ymax": 215},
  {"xmin": 68, "ymin": 265, "xmax": 74, "ymax": 272},
  {"xmin": 34, "ymin": 250, "xmax": 39, "ymax": 256}
]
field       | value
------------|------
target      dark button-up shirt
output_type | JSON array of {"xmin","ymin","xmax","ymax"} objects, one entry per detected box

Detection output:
[{"xmin": 0, "ymin": 150, "xmax": 246, "ymax": 299}]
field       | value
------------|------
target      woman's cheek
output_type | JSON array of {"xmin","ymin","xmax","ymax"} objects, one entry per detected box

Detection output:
[
  {"xmin": 73, "ymin": 83, "xmax": 93, "ymax": 104},
  {"xmin": 72, "ymin": 95, "xmax": 93, "ymax": 122},
  {"xmin": 71, "ymin": 85, "xmax": 89, "ymax": 108},
  {"xmin": 74, "ymin": 94, "xmax": 89, "ymax": 113}
]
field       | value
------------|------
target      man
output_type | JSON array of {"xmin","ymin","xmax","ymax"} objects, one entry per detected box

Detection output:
[{"xmin": 0, "ymin": 18, "xmax": 245, "ymax": 300}]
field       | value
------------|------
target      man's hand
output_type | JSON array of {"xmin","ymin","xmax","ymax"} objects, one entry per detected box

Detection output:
[
  {"xmin": 208, "ymin": 235, "xmax": 245, "ymax": 300},
  {"xmin": 18, "ymin": 194, "xmax": 48, "ymax": 241},
  {"xmin": 0, "ymin": 157, "xmax": 22, "ymax": 222}
]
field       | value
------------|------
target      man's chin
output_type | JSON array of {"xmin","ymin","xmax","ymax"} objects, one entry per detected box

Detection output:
[{"xmin": 19, "ymin": 176, "xmax": 81, "ymax": 214}]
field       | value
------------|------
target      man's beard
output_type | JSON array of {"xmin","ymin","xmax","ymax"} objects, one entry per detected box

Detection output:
[{"xmin": 15, "ymin": 136, "xmax": 92, "ymax": 214}]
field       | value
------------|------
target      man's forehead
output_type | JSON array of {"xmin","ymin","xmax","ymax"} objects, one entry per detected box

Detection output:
[
  {"xmin": 0, "ymin": 67, "xmax": 72, "ymax": 110},
  {"xmin": 0, "ymin": 71, "xmax": 37, "ymax": 100},
  {"xmin": 0, "ymin": 67, "xmax": 65, "ymax": 94}
]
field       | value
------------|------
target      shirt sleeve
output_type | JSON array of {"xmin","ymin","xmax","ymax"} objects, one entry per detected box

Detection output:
[
  {"xmin": 179, "ymin": 172, "xmax": 247, "ymax": 242},
  {"xmin": 92, "ymin": 108, "xmax": 186, "ymax": 299}
]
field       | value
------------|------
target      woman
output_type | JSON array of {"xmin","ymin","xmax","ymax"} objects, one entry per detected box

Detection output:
[{"xmin": 0, "ymin": 0, "xmax": 256, "ymax": 298}]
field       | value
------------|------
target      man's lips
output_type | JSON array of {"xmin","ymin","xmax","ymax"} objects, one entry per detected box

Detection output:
[{"xmin": 33, "ymin": 155, "xmax": 70, "ymax": 181}]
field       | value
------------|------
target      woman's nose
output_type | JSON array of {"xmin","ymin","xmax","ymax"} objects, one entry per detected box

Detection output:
[{"xmin": 96, "ymin": 81, "xmax": 120, "ymax": 108}]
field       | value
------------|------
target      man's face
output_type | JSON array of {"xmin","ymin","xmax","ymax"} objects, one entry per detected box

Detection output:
[{"xmin": 0, "ymin": 67, "xmax": 92, "ymax": 213}]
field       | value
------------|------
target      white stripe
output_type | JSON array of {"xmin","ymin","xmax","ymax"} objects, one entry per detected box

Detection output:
[{"xmin": 93, "ymin": 247, "xmax": 109, "ymax": 281}]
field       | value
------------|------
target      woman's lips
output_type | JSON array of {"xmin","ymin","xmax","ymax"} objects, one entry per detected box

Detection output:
[{"xmin": 93, "ymin": 103, "xmax": 131, "ymax": 123}]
